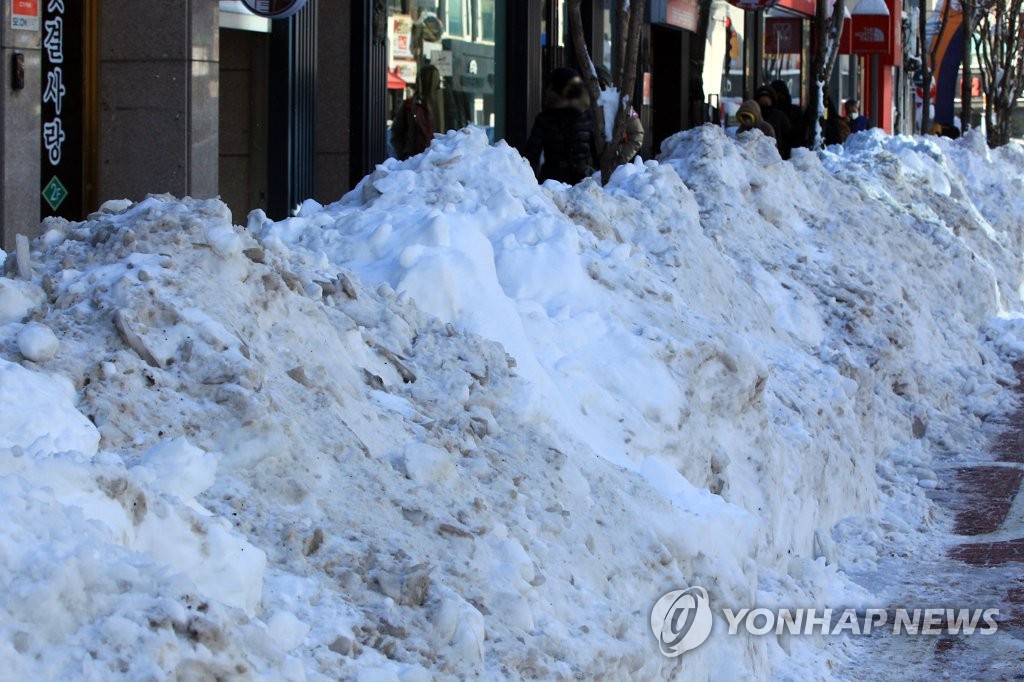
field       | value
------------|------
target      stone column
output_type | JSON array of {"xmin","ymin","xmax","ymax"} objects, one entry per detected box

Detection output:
[
  {"xmin": 98, "ymin": 0, "xmax": 218, "ymax": 203},
  {"xmin": 0, "ymin": 1, "xmax": 42, "ymax": 252}
]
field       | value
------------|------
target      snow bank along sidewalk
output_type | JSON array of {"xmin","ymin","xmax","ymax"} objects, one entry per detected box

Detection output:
[{"xmin": 2, "ymin": 125, "xmax": 1024, "ymax": 679}]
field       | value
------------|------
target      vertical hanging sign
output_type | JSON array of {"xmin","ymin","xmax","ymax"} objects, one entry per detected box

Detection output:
[{"xmin": 40, "ymin": 0, "xmax": 82, "ymax": 219}]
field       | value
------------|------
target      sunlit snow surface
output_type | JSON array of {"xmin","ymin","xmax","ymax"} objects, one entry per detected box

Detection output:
[{"xmin": 2, "ymin": 125, "xmax": 1024, "ymax": 680}]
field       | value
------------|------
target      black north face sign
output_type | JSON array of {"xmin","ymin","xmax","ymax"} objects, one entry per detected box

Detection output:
[{"xmin": 240, "ymin": 0, "xmax": 309, "ymax": 19}]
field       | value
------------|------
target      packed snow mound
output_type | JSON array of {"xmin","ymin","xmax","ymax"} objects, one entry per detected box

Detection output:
[{"xmin": 1, "ymin": 125, "xmax": 1023, "ymax": 680}]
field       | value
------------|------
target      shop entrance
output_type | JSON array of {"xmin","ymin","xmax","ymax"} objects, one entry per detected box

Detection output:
[{"xmin": 650, "ymin": 24, "xmax": 688, "ymax": 155}]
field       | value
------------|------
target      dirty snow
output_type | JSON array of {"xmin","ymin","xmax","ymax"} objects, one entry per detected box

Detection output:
[{"xmin": 1, "ymin": 125, "xmax": 1023, "ymax": 680}]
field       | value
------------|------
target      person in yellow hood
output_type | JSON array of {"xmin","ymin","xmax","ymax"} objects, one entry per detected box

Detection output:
[{"xmin": 735, "ymin": 99, "xmax": 776, "ymax": 140}]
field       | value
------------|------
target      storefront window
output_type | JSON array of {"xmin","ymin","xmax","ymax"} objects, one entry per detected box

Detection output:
[
  {"xmin": 445, "ymin": 0, "xmax": 467, "ymax": 39},
  {"xmin": 602, "ymin": 0, "xmax": 613, "ymax": 73},
  {"xmin": 478, "ymin": 0, "xmax": 495, "ymax": 42},
  {"xmin": 386, "ymin": 0, "xmax": 503, "ymax": 159}
]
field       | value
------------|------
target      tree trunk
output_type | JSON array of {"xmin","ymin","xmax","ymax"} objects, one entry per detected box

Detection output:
[
  {"xmin": 568, "ymin": 0, "xmax": 605, "ymax": 155},
  {"xmin": 809, "ymin": 0, "xmax": 846, "ymax": 149},
  {"xmin": 569, "ymin": 0, "xmax": 647, "ymax": 183}
]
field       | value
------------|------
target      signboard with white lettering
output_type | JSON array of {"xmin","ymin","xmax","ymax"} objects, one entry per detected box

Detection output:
[
  {"xmin": 40, "ymin": 0, "xmax": 82, "ymax": 219},
  {"xmin": 240, "ymin": 0, "xmax": 309, "ymax": 19},
  {"xmin": 11, "ymin": 0, "xmax": 39, "ymax": 30}
]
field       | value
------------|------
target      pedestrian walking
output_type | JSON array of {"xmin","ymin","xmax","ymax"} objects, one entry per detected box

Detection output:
[
  {"xmin": 736, "ymin": 100, "xmax": 776, "ymax": 139},
  {"xmin": 755, "ymin": 85, "xmax": 792, "ymax": 158},
  {"xmin": 525, "ymin": 67, "xmax": 598, "ymax": 185},
  {"xmin": 844, "ymin": 99, "xmax": 870, "ymax": 134}
]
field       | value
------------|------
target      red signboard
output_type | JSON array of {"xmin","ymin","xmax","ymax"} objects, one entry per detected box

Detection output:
[
  {"xmin": 765, "ymin": 18, "xmax": 802, "ymax": 53},
  {"xmin": 11, "ymin": 0, "xmax": 38, "ymax": 30},
  {"xmin": 882, "ymin": 0, "xmax": 902, "ymax": 66},
  {"xmin": 775, "ymin": 0, "xmax": 815, "ymax": 17},
  {"xmin": 838, "ymin": 16, "xmax": 854, "ymax": 55},
  {"xmin": 850, "ymin": 13, "xmax": 889, "ymax": 54},
  {"xmin": 666, "ymin": 0, "xmax": 699, "ymax": 31}
]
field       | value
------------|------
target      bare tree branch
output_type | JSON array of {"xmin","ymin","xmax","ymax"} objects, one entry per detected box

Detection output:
[
  {"xmin": 808, "ymin": 0, "xmax": 846, "ymax": 149},
  {"xmin": 568, "ymin": 0, "xmax": 606, "ymax": 155},
  {"xmin": 567, "ymin": 0, "xmax": 647, "ymax": 183},
  {"xmin": 973, "ymin": 0, "xmax": 1024, "ymax": 145}
]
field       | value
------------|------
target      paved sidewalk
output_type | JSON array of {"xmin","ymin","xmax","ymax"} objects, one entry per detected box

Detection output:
[
  {"xmin": 851, "ymin": 367, "xmax": 1024, "ymax": 678},
  {"xmin": 929, "ymin": 364, "xmax": 1024, "ymax": 666}
]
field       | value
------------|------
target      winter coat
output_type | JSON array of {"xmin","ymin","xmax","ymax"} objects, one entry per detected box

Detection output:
[
  {"xmin": 848, "ymin": 114, "xmax": 870, "ymax": 133},
  {"xmin": 418, "ymin": 65, "xmax": 445, "ymax": 135},
  {"xmin": 822, "ymin": 101, "xmax": 844, "ymax": 146},
  {"xmin": 736, "ymin": 100, "xmax": 776, "ymax": 139},
  {"xmin": 390, "ymin": 97, "xmax": 433, "ymax": 160},
  {"xmin": 390, "ymin": 65, "xmax": 445, "ymax": 160},
  {"xmin": 754, "ymin": 86, "xmax": 791, "ymax": 159},
  {"xmin": 770, "ymin": 80, "xmax": 808, "ymax": 150},
  {"xmin": 525, "ymin": 88, "xmax": 598, "ymax": 185},
  {"xmin": 616, "ymin": 110, "xmax": 645, "ymax": 163}
]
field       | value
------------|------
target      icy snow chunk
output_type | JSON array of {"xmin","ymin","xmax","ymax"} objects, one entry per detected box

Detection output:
[
  {"xmin": 432, "ymin": 595, "xmax": 485, "ymax": 665},
  {"xmin": 296, "ymin": 198, "xmax": 324, "ymax": 217},
  {"xmin": 97, "ymin": 198, "xmax": 133, "ymax": 214},
  {"xmin": 0, "ymin": 358, "xmax": 99, "ymax": 457},
  {"xmin": 489, "ymin": 591, "xmax": 534, "ymax": 631},
  {"xmin": 17, "ymin": 322, "xmax": 59, "ymax": 362},
  {"xmin": 267, "ymin": 611, "xmax": 310, "ymax": 652},
  {"xmin": 0, "ymin": 277, "xmax": 44, "ymax": 324},
  {"xmin": 356, "ymin": 669, "xmax": 401, "ymax": 682},
  {"xmin": 205, "ymin": 224, "xmax": 244, "ymax": 259},
  {"xmin": 131, "ymin": 495, "xmax": 266, "ymax": 615},
  {"xmin": 134, "ymin": 437, "xmax": 218, "ymax": 506},
  {"xmin": 402, "ymin": 441, "xmax": 455, "ymax": 485}
]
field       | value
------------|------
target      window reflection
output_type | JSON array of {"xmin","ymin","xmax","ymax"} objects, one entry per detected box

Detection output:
[{"xmin": 387, "ymin": 0, "xmax": 500, "ymax": 159}]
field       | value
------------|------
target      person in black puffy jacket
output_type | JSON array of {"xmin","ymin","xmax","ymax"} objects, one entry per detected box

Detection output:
[{"xmin": 525, "ymin": 67, "xmax": 597, "ymax": 185}]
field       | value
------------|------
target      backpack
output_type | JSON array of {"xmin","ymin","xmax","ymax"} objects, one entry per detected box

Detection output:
[{"xmin": 391, "ymin": 98, "xmax": 434, "ymax": 160}]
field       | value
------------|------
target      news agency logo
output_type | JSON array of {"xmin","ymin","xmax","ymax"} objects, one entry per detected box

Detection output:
[
  {"xmin": 649, "ymin": 587, "xmax": 714, "ymax": 656},
  {"xmin": 651, "ymin": 587, "xmax": 1000, "ymax": 657}
]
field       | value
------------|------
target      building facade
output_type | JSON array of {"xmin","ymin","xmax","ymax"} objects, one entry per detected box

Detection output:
[{"xmin": 1, "ymin": 0, "xmax": 913, "ymax": 252}]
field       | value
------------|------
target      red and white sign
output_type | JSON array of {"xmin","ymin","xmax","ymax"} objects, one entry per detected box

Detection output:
[
  {"xmin": 11, "ymin": 0, "xmax": 38, "ymax": 31},
  {"xmin": 882, "ymin": 0, "xmax": 902, "ymax": 66},
  {"xmin": 850, "ymin": 14, "xmax": 889, "ymax": 53},
  {"xmin": 241, "ymin": 0, "xmax": 309, "ymax": 19},
  {"xmin": 665, "ymin": 0, "xmax": 699, "ymax": 31}
]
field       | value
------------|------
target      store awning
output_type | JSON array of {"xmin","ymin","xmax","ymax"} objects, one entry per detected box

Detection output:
[{"xmin": 387, "ymin": 70, "xmax": 407, "ymax": 90}]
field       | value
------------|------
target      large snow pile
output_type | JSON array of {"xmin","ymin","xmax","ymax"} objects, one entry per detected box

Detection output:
[{"xmin": 2, "ymin": 125, "xmax": 1023, "ymax": 680}]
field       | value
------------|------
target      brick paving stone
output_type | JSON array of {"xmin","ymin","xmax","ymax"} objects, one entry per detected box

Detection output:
[
  {"xmin": 949, "ymin": 537, "xmax": 1024, "ymax": 567},
  {"xmin": 991, "ymin": 423, "xmax": 1024, "ymax": 464},
  {"xmin": 945, "ymin": 467, "xmax": 1024, "ymax": 535}
]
